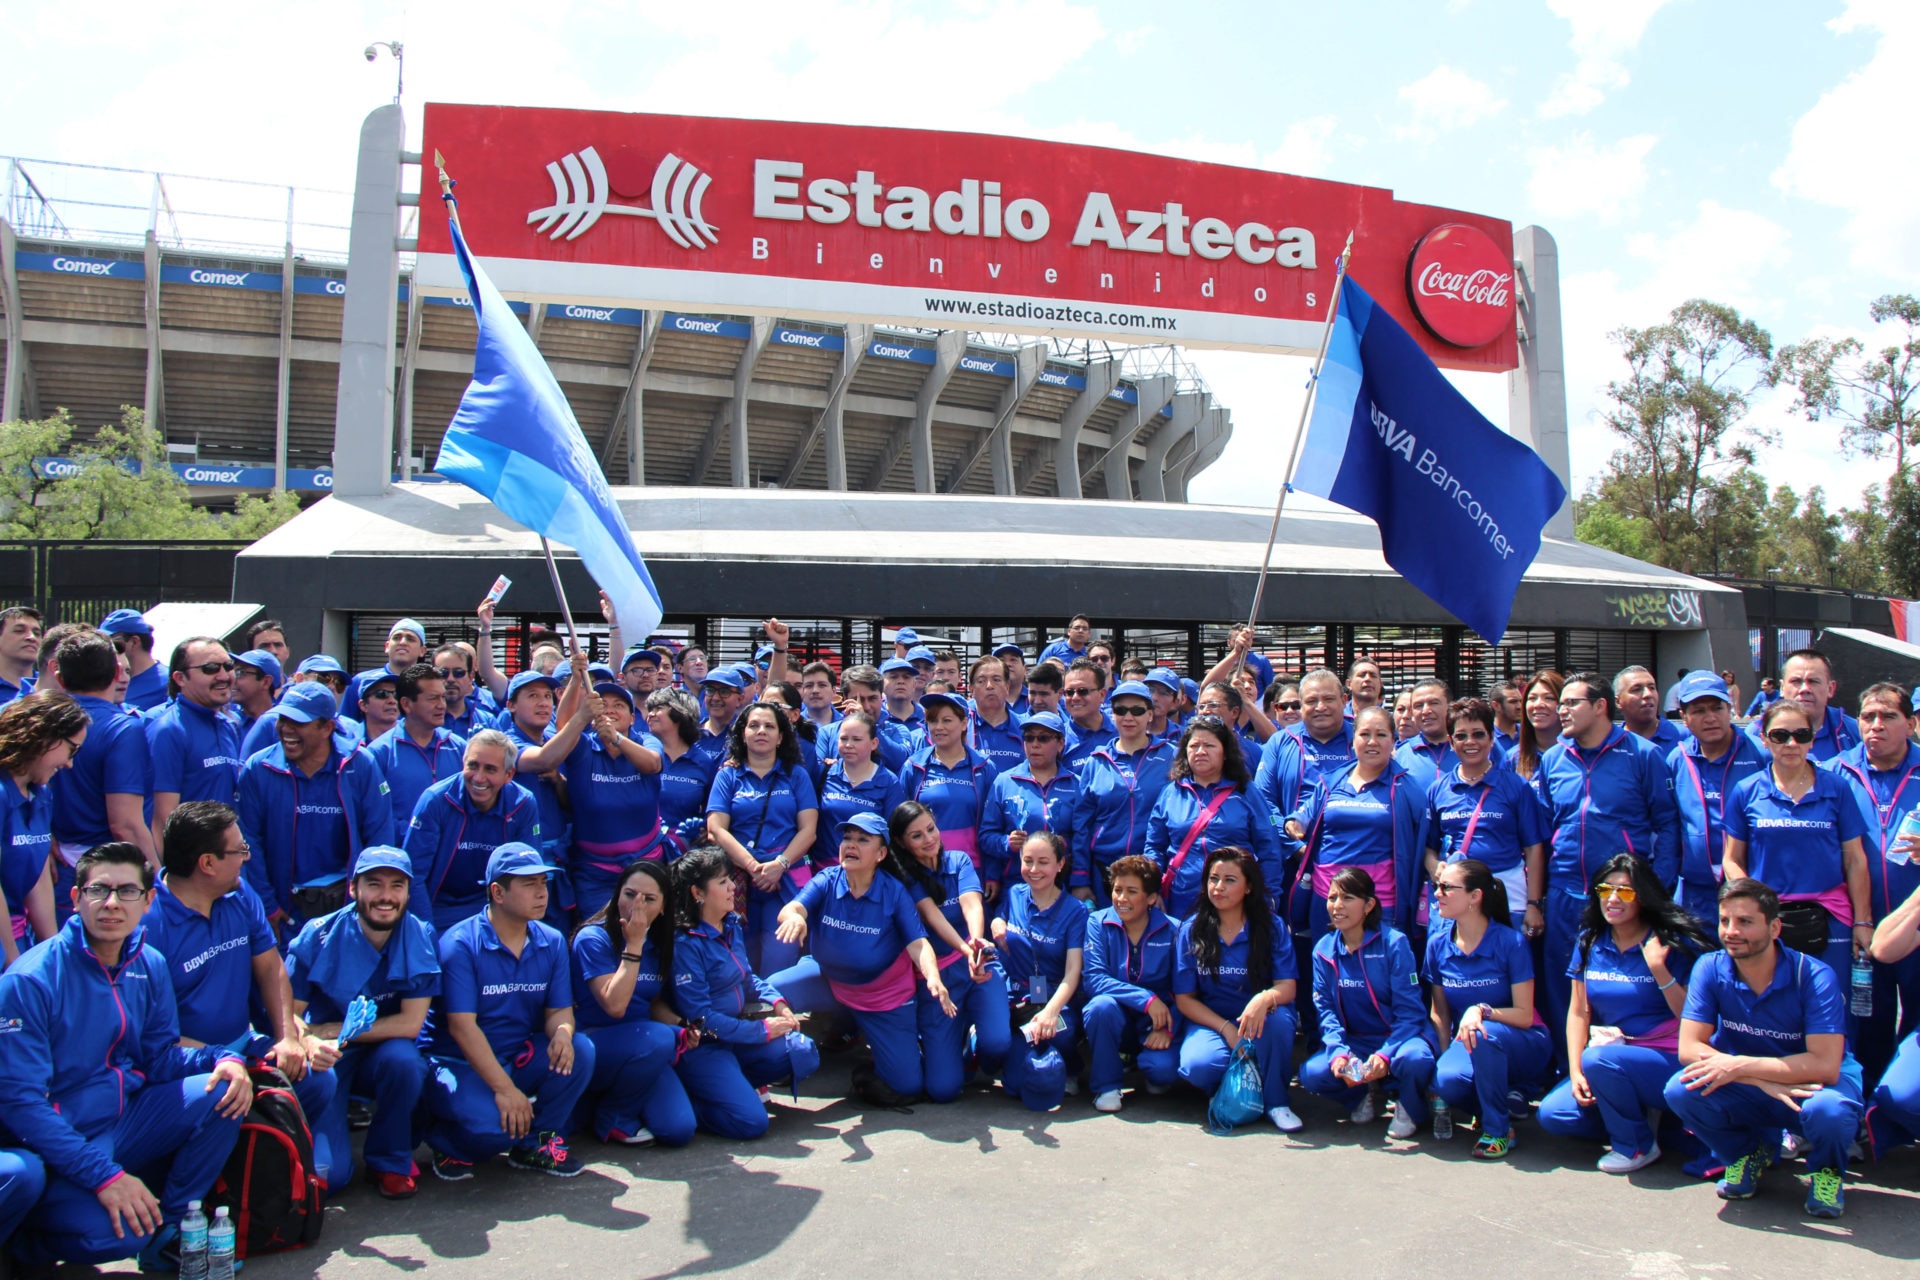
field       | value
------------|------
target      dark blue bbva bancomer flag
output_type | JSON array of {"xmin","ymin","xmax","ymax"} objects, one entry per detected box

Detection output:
[
  {"xmin": 1293, "ymin": 279, "xmax": 1566, "ymax": 644},
  {"xmin": 437, "ymin": 214, "xmax": 663, "ymax": 638}
]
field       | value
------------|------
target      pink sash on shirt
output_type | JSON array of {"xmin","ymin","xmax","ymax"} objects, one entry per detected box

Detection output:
[
  {"xmin": 1626, "ymin": 1016, "xmax": 1681, "ymax": 1053},
  {"xmin": 942, "ymin": 827, "xmax": 980, "ymax": 869},
  {"xmin": 1314, "ymin": 859, "xmax": 1397, "ymax": 909},
  {"xmin": 827, "ymin": 951, "xmax": 917, "ymax": 1012}
]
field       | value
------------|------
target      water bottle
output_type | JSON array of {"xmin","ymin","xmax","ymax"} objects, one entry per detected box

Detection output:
[
  {"xmin": 1432, "ymin": 1096, "xmax": 1454, "ymax": 1140},
  {"xmin": 1851, "ymin": 953, "xmax": 1874, "ymax": 1019},
  {"xmin": 207, "ymin": 1206, "xmax": 235, "ymax": 1280},
  {"xmin": 178, "ymin": 1200, "xmax": 209, "ymax": 1280},
  {"xmin": 1890, "ymin": 807, "xmax": 1920, "ymax": 867}
]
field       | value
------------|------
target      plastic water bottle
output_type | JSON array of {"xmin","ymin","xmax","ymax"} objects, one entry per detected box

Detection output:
[
  {"xmin": 1890, "ymin": 807, "xmax": 1920, "ymax": 867},
  {"xmin": 207, "ymin": 1206, "xmax": 235, "ymax": 1280},
  {"xmin": 1851, "ymin": 953, "xmax": 1875, "ymax": 1018},
  {"xmin": 178, "ymin": 1201, "xmax": 209, "ymax": 1280},
  {"xmin": 1432, "ymin": 1096, "xmax": 1454, "ymax": 1140}
]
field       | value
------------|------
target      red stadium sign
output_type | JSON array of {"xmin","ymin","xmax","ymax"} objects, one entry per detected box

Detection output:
[
  {"xmin": 417, "ymin": 104, "xmax": 1518, "ymax": 371},
  {"xmin": 1405, "ymin": 223, "xmax": 1515, "ymax": 349}
]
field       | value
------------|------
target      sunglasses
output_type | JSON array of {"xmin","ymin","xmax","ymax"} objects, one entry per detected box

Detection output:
[
  {"xmin": 1766, "ymin": 727, "xmax": 1815, "ymax": 745},
  {"xmin": 1111, "ymin": 704, "xmax": 1150, "ymax": 717},
  {"xmin": 437, "ymin": 666, "xmax": 469, "ymax": 680},
  {"xmin": 363, "ymin": 688, "xmax": 398, "ymax": 701},
  {"xmin": 190, "ymin": 661, "xmax": 236, "ymax": 676},
  {"xmin": 1063, "ymin": 687, "xmax": 1100, "ymax": 698},
  {"xmin": 1595, "ymin": 883, "xmax": 1638, "ymax": 902},
  {"xmin": 1274, "ymin": 701, "xmax": 1302, "ymax": 712}
]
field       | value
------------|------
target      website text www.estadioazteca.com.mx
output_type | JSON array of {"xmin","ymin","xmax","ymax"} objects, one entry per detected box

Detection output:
[{"xmin": 922, "ymin": 295, "xmax": 1178, "ymax": 332}]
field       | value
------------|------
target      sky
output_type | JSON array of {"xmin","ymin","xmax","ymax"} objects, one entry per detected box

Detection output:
[{"xmin": 4, "ymin": 0, "xmax": 1915, "ymax": 514}]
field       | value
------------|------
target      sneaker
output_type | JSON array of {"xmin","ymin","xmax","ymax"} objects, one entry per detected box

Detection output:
[
  {"xmin": 135, "ymin": 1223, "xmax": 181, "ymax": 1274},
  {"xmin": 1473, "ymin": 1134, "xmax": 1515, "ymax": 1160},
  {"xmin": 509, "ymin": 1131, "xmax": 585, "ymax": 1177},
  {"xmin": 1597, "ymin": 1144, "xmax": 1661, "ymax": 1174},
  {"xmin": 1063, "ymin": 1076, "xmax": 1081, "ymax": 1097},
  {"xmin": 1092, "ymin": 1090, "xmax": 1123, "ymax": 1113},
  {"xmin": 1350, "ymin": 1086, "xmax": 1378, "ymax": 1125},
  {"xmin": 1144, "ymin": 1080, "xmax": 1171, "ymax": 1096},
  {"xmin": 605, "ymin": 1127, "xmax": 656, "ymax": 1145},
  {"xmin": 1778, "ymin": 1131, "xmax": 1806, "ymax": 1161},
  {"xmin": 1804, "ymin": 1166, "xmax": 1845, "ymax": 1219},
  {"xmin": 372, "ymin": 1170, "xmax": 418, "ymax": 1199},
  {"xmin": 347, "ymin": 1099, "xmax": 375, "ymax": 1130},
  {"xmin": 1268, "ymin": 1105, "xmax": 1304, "ymax": 1133},
  {"xmin": 1717, "ymin": 1147, "xmax": 1772, "ymax": 1200},
  {"xmin": 1682, "ymin": 1152, "xmax": 1726, "ymax": 1181},
  {"xmin": 431, "ymin": 1150, "xmax": 475, "ymax": 1182},
  {"xmin": 1387, "ymin": 1109, "xmax": 1419, "ymax": 1139},
  {"xmin": 1506, "ymin": 1089, "xmax": 1530, "ymax": 1120}
]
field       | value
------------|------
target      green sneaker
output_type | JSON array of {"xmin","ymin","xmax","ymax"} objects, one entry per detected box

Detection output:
[
  {"xmin": 1804, "ymin": 1166, "xmax": 1845, "ymax": 1218},
  {"xmin": 1717, "ymin": 1146, "xmax": 1773, "ymax": 1200},
  {"xmin": 1472, "ymin": 1133, "xmax": 1514, "ymax": 1160}
]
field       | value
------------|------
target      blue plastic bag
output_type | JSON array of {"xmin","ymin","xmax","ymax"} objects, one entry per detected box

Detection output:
[{"xmin": 1205, "ymin": 1040, "xmax": 1264, "ymax": 1134}]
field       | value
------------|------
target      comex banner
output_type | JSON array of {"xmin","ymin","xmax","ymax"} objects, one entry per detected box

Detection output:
[{"xmin": 416, "ymin": 106, "xmax": 1518, "ymax": 372}]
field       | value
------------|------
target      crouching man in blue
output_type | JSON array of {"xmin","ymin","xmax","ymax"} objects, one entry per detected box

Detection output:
[
  {"xmin": 0, "ymin": 842, "xmax": 252, "ymax": 1270},
  {"xmin": 286, "ymin": 846, "xmax": 441, "ymax": 1200},
  {"xmin": 1082, "ymin": 855, "xmax": 1180, "ymax": 1114},
  {"xmin": 421, "ymin": 843, "xmax": 594, "ymax": 1181},
  {"xmin": 1663, "ymin": 877, "xmax": 1863, "ymax": 1219}
]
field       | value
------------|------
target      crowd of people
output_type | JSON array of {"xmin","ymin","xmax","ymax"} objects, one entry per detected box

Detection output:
[{"xmin": 0, "ymin": 599, "xmax": 1918, "ymax": 1270}]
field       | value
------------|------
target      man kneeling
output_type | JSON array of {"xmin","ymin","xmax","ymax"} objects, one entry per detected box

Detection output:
[{"xmin": 0, "ymin": 843, "xmax": 252, "ymax": 1268}]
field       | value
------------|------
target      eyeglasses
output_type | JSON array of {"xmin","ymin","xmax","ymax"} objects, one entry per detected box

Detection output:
[
  {"xmin": 1766, "ymin": 726, "xmax": 1815, "ymax": 745},
  {"xmin": 1556, "ymin": 696, "xmax": 1593, "ymax": 712},
  {"xmin": 363, "ymin": 688, "xmax": 398, "ymax": 702},
  {"xmin": 437, "ymin": 666, "xmax": 469, "ymax": 680},
  {"xmin": 1274, "ymin": 701, "xmax": 1302, "ymax": 712},
  {"xmin": 1595, "ymin": 883, "xmax": 1638, "ymax": 902},
  {"xmin": 79, "ymin": 882, "xmax": 148, "ymax": 904},
  {"xmin": 61, "ymin": 736, "xmax": 84, "ymax": 757},
  {"xmin": 1111, "ymin": 704, "xmax": 1150, "ymax": 717},
  {"xmin": 191, "ymin": 661, "xmax": 236, "ymax": 676}
]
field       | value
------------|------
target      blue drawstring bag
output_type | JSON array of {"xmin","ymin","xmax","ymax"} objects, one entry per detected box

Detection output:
[{"xmin": 1206, "ymin": 1040, "xmax": 1264, "ymax": 1134}]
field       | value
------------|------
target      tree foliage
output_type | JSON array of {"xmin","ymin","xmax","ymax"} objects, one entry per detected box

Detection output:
[
  {"xmin": 1772, "ymin": 294, "xmax": 1920, "ymax": 486},
  {"xmin": 0, "ymin": 408, "xmax": 305, "ymax": 540}
]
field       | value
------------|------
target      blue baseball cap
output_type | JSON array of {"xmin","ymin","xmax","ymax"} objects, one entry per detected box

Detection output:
[
  {"xmin": 353, "ymin": 668, "xmax": 398, "ymax": 701},
  {"xmin": 1020, "ymin": 711, "xmax": 1067, "ymax": 737},
  {"xmin": 486, "ymin": 841, "xmax": 560, "ymax": 884},
  {"xmin": 701, "ymin": 667, "xmax": 746, "ymax": 690},
  {"xmin": 277, "ymin": 682, "xmax": 338, "ymax": 724},
  {"xmin": 1181, "ymin": 679, "xmax": 1200, "ymax": 702},
  {"xmin": 920, "ymin": 691, "xmax": 969, "ymax": 719},
  {"xmin": 387, "ymin": 617, "xmax": 426, "ymax": 643},
  {"xmin": 621, "ymin": 645, "xmax": 662, "ymax": 669},
  {"xmin": 878, "ymin": 657, "xmax": 916, "ymax": 677},
  {"xmin": 352, "ymin": 845, "xmax": 414, "ymax": 880},
  {"xmin": 1144, "ymin": 668, "xmax": 1182, "ymax": 694},
  {"xmin": 1016, "ymin": 1043, "xmax": 1068, "ymax": 1112},
  {"xmin": 1110, "ymin": 680, "xmax": 1154, "ymax": 706},
  {"xmin": 296, "ymin": 653, "xmax": 346, "ymax": 676},
  {"xmin": 991, "ymin": 641, "xmax": 1027, "ymax": 661},
  {"xmin": 754, "ymin": 644, "xmax": 776, "ymax": 665},
  {"xmin": 906, "ymin": 646, "xmax": 937, "ymax": 666},
  {"xmin": 587, "ymin": 663, "xmax": 616, "ymax": 683},
  {"xmin": 836, "ymin": 812, "xmax": 889, "ymax": 838},
  {"xmin": 728, "ymin": 662, "xmax": 759, "ymax": 682},
  {"xmin": 507, "ymin": 670, "xmax": 561, "ymax": 700},
  {"xmin": 235, "ymin": 649, "xmax": 283, "ymax": 688},
  {"xmin": 99, "ymin": 608, "xmax": 152, "ymax": 637},
  {"xmin": 893, "ymin": 627, "xmax": 921, "ymax": 646},
  {"xmin": 593, "ymin": 681, "xmax": 635, "ymax": 710},
  {"xmin": 1675, "ymin": 670, "xmax": 1732, "ymax": 707}
]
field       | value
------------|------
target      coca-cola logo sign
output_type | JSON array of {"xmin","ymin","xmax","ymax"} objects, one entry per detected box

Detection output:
[{"xmin": 1406, "ymin": 223, "xmax": 1513, "ymax": 349}]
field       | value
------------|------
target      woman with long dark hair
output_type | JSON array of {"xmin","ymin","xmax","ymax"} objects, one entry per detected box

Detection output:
[
  {"xmin": 1173, "ymin": 846, "xmax": 1301, "ymax": 1130},
  {"xmin": 1426, "ymin": 858, "xmax": 1553, "ymax": 1159},
  {"xmin": 1537, "ymin": 854, "xmax": 1717, "ymax": 1172},
  {"xmin": 1514, "ymin": 671, "xmax": 1565, "ymax": 781},
  {"xmin": 1146, "ymin": 718, "xmax": 1283, "ymax": 919},
  {"xmin": 1424, "ymin": 698, "xmax": 1550, "ymax": 943},
  {"xmin": 992, "ymin": 831, "xmax": 1088, "ymax": 1108},
  {"xmin": 570, "ymin": 860, "xmax": 697, "ymax": 1146},
  {"xmin": 705, "ymin": 701, "xmax": 819, "ymax": 971},
  {"xmin": 0, "ymin": 691, "xmax": 87, "ymax": 963}
]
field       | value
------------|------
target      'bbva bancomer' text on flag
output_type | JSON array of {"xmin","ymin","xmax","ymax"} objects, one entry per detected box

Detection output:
[
  {"xmin": 1292, "ymin": 279, "xmax": 1566, "ymax": 644},
  {"xmin": 436, "ymin": 213, "xmax": 664, "ymax": 639}
]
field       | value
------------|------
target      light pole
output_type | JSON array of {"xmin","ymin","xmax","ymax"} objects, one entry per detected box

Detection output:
[{"xmin": 364, "ymin": 41, "xmax": 404, "ymax": 103}]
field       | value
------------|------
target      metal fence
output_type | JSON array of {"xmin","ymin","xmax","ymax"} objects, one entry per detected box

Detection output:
[{"xmin": 0, "ymin": 541, "xmax": 241, "ymax": 626}]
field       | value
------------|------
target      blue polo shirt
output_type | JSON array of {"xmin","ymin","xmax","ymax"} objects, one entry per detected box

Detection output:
[
  {"xmin": 145, "ymin": 697, "xmax": 244, "ymax": 806},
  {"xmin": 1572, "ymin": 931, "xmax": 1697, "ymax": 1040},
  {"xmin": 1062, "ymin": 718, "xmax": 1117, "ymax": 774},
  {"xmin": 1295, "ymin": 768, "xmax": 1397, "ymax": 870},
  {"xmin": 1723, "ymin": 767, "xmax": 1866, "ymax": 900},
  {"xmin": 0, "ymin": 674, "xmax": 33, "ymax": 710},
  {"xmin": 1392, "ymin": 736, "xmax": 1457, "ymax": 789},
  {"xmin": 995, "ymin": 883, "xmax": 1089, "ymax": 1004},
  {"xmin": 429, "ymin": 910, "xmax": 573, "ymax": 1059},
  {"xmin": 368, "ymin": 725, "xmax": 468, "ymax": 844},
  {"xmin": 1422, "ymin": 920, "xmax": 1535, "ymax": 1035},
  {"xmin": 900, "ymin": 746, "xmax": 998, "ymax": 859},
  {"xmin": 50, "ymin": 693, "xmax": 151, "ymax": 849},
  {"xmin": 792, "ymin": 867, "xmax": 926, "ymax": 987},
  {"xmin": 816, "ymin": 761, "xmax": 907, "ymax": 866},
  {"xmin": 1671, "ymin": 735, "xmax": 1770, "ymax": 890},
  {"xmin": 0, "ymin": 777, "xmax": 53, "ymax": 940},
  {"xmin": 967, "ymin": 705, "xmax": 1025, "ymax": 777},
  {"xmin": 502, "ymin": 716, "xmax": 570, "ymax": 855},
  {"xmin": 1427, "ymin": 766, "xmax": 1549, "ymax": 875},
  {"xmin": 905, "ymin": 850, "xmax": 982, "ymax": 961},
  {"xmin": 443, "ymin": 699, "xmax": 494, "ymax": 740},
  {"xmin": 658, "ymin": 746, "xmax": 717, "ymax": 850},
  {"xmin": 124, "ymin": 662, "xmax": 169, "ymax": 714},
  {"xmin": 706, "ymin": 761, "xmax": 817, "ymax": 861},
  {"xmin": 1173, "ymin": 911, "xmax": 1295, "ymax": 1022},
  {"xmin": 140, "ymin": 877, "xmax": 279, "ymax": 1049},
  {"xmin": 563, "ymin": 730, "xmax": 665, "ymax": 849},
  {"xmin": 1683, "ymin": 944, "xmax": 1847, "ymax": 1058},
  {"xmin": 570, "ymin": 926, "xmax": 666, "ymax": 1031}
]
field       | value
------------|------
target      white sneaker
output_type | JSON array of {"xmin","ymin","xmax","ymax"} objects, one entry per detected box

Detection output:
[
  {"xmin": 613, "ymin": 1127, "xmax": 656, "ymax": 1146},
  {"xmin": 1350, "ymin": 1086, "xmax": 1379, "ymax": 1125},
  {"xmin": 1268, "ymin": 1105, "xmax": 1304, "ymax": 1133},
  {"xmin": 1597, "ymin": 1144, "xmax": 1660, "ymax": 1174},
  {"xmin": 1063, "ymin": 1077, "xmax": 1081, "ymax": 1096},
  {"xmin": 1387, "ymin": 1109, "xmax": 1419, "ymax": 1140},
  {"xmin": 1093, "ymin": 1090, "xmax": 1123, "ymax": 1113}
]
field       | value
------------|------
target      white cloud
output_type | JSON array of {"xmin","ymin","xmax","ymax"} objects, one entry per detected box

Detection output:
[
  {"xmin": 1772, "ymin": 0, "xmax": 1920, "ymax": 274},
  {"xmin": 1525, "ymin": 133, "xmax": 1658, "ymax": 222},
  {"xmin": 1113, "ymin": 25, "xmax": 1156, "ymax": 55},
  {"xmin": 1263, "ymin": 115, "xmax": 1338, "ymax": 177},
  {"xmin": 1394, "ymin": 66, "xmax": 1507, "ymax": 140},
  {"xmin": 1540, "ymin": 0, "xmax": 1674, "ymax": 117}
]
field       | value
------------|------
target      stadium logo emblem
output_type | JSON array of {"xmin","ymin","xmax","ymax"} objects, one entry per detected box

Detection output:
[{"xmin": 527, "ymin": 145, "xmax": 718, "ymax": 249}]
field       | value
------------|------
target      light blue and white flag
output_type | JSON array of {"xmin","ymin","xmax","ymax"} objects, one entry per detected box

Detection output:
[
  {"xmin": 436, "ymin": 209, "xmax": 664, "ymax": 639},
  {"xmin": 1293, "ymin": 279, "xmax": 1566, "ymax": 644}
]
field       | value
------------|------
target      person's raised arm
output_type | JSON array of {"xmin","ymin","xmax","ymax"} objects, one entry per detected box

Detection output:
[
  {"xmin": 764, "ymin": 618, "xmax": 791, "ymax": 686},
  {"xmin": 600, "ymin": 591, "xmax": 625, "ymax": 667},
  {"xmin": 475, "ymin": 598, "xmax": 508, "ymax": 702}
]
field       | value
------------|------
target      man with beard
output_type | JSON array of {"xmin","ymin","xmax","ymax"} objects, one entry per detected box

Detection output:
[{"xmin": 287, "ymin": 846, "xmax": 442, "ymax": 1199}]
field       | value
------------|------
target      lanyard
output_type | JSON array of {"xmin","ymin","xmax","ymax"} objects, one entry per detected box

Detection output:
[{"xmin": 1455, "ymin": 783, "xmax": 1493, "ymax": 860}]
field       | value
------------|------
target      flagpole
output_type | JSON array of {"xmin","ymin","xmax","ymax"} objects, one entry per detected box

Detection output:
[
  {"xmin": 434, "ymin": 151, "xmax": 587, "ymax": 660},
  {"xmin": 1233, "ymin": 231, "xmax": 1354, "ymax": 683}
]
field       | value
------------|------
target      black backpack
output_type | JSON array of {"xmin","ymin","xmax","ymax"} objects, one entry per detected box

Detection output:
[{"xmin": 208, "ymin": 1067, "xmax": 325, "ymax": 1258}]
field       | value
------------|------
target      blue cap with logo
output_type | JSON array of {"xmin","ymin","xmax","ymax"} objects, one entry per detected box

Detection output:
[
  {"xmin": 920, "ymin": 691, "xmax": 969, "ymax": 719},
  {"xmin": 622, "ymin": 645, "xmax": 662, "ymax": 669},
  {"xmin": 353, "ymin": 668, "xmax": 399, "ymax": 704},
  {"xmin": 1020, "ymin": 711, "xmax": 1067, "ymax": 737},
  {"xmin": 906, "ymin": 646, "xmax": 937, "ymax": 666},
  {"xmin": 593, "ymin": 681, "xmax": 635, "ymax": 710},
  {"xmin": 486, "ymin": 841, "xmax": 561, "ymax": 884},
  {"xmin": 878, "ymin": 657, "xmax": 916, "ymax": 677},
  {"xmin": 754, "ymin": 644, "xmax": 776, "ymax": 665},
  {"xmin": 1143, "ymin": 668, "xmax": 1182, "ymax": 694},
  {"xmin": 836, "ymin": 812, "xmax": 889, "ymax": 838},
  {"xmin": 894, "ymin": 627, "xmax": 921, "ymax": 647},
  {"xmin": 296, "ymin": 653, "xmax": 346, "ymax": 676},
  {"xmin": 507, "ymin": 669, "xmax": 561, "ymax": 700},
  {"xmin": 99, "ymin": 608, "xmax": 152, "ymax": 637},
  {"xmin": 587, "ymin": 663, "xmax": 616, "ymax": 683},
  {"xmin": 277, "ymin": 682, "xmax": 338, "ymax": 724},
  {"xmin": 1110, "ymin": 680, "xmax": 1154, "ymax": 706},
  {"xmin": 1181, "ymin": 678, "xmax": 1200, "ymax": 703},
  {"xmin": 352, "ymin": 845, "xmax": 414, "ymax": 880},
  {"xmin": 235, "ymin": 649, "xmax": 283, "ymax": 688},
  {"xmin": 701, "ymin": 667, "xmax": 746, "ymax": 690},
  {"xmin": 1674, "ymin": 670, "xmax": 1732, "ymax": 707},
  {"xmin": 992, "ymin": 641, "xmax": 1027, "ymax": 661}
]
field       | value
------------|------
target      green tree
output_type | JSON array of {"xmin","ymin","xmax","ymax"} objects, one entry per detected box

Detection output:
[
  {"xmin": 1886, "ymin": 475, "xmax": 1920, "ymax": 598},
  {"xmin": 1773, "ymin": 294, "xmax": 1920, "ymax": 487}
]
